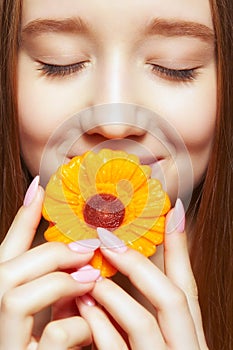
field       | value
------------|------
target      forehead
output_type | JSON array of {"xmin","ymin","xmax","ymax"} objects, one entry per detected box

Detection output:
[{"xmin": 22, "ymin": 0, "xmax": 214, "ymax": 30}]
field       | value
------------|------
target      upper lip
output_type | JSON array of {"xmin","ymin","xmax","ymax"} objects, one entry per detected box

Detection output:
[
  {"xmin": 67, "ymin": 149, "xmax": 163, "ymax": 165},
  {"xmin": 66, "ymin": 137, "xmax": 165, "ymax": 165}
]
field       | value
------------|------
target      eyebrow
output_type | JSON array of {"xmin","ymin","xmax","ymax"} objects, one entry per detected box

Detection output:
[
  {"xmin": 21, "ymin": 16, "xmax": 215, "ymax": 44},
  {"xmin": 145, "ymin": 18, "xmax": 215, "ymax": 43},
  {"xmin": 21, "ymin": 17, "xmax": 91, "ymax": 38}
]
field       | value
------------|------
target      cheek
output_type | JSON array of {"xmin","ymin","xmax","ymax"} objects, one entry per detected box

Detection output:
[
  {"xmin": 165, "ymin": 69, "xmax": 216, "ymax": 174},
  {"xmin": 173, "ymin": 90, "xmax": 216, "ymax": 189},
  {"xmin": 177, "ymin": 75, "xmax": 217, "ymax": 185},
  {"xmin": 140, "ymin": 65, "xmax": 217, "ymax": 199},
  {"xmin": 17, "ymin": 54, "xmax": 61, "ymax": 149},
  {"xmin": 167, "ymin": 90, "xmax": 216, "ymax": 202},
  {"xmin": 17, "ymin": 53, "xmax": 83, "ymax": 174},
  {"xmin": 17, "ymin": 82, "xmax": 54, "ymax": 174},
  {"xmin": 176, "ymin": 93, "xmax": 216, "ymax": 152}
]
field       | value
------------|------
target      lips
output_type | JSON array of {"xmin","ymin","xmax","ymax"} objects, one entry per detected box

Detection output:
[
  {"xmin": 67, "ymin": 149, "xmax": 164, "ymax": 165},
  {"xmin": 139, "ymin": 156, "xmax": 164, "ymax": 166}
]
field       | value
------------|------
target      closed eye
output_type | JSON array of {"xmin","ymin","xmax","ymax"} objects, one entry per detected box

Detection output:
[
  {"xmin": 150, "ymin": 64, "xmax": 200, "ymax": 82},
  {"xmin": 37, "ymin": 61, "xmax": 89, "ymax": 78}
]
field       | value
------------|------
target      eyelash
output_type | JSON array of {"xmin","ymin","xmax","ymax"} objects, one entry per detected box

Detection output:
[
  {"xmin": 37, "ymin": 60, "xmax": 199, "ymax": 83},
  {"xmin": 150, "ymin": 64, "xmax": 199, "ymax": 82},
  {"xmin": 37, "ymin": 61, "xmax": 88, "ymax": 77}
]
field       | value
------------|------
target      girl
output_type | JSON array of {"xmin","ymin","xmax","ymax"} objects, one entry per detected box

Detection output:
[{"xmin": 0, "ymin": 0, "xmax": 232, "ymax": 349}]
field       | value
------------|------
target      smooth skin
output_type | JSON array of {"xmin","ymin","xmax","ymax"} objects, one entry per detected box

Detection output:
[
  {"xmin": 0, "ymin": 185, "xmax": 208, "ymax": 349},
  {"xmin": 78, "ymin": 234, "xmax": 207, "ymax": 349},
  {"xmin": 18, "ymin": 0, "xmax": 216, "ymax": 203},
  {"xmin": 0, "ymin": 0, "xmax": 216, "ymax": 348},
  {"xmin": 75, "ymin": 208, "xmax": 208, "ymax": 350},
  {"xmin": 0, "ymin": 187, "xmax": 95, "ymax": 349}
]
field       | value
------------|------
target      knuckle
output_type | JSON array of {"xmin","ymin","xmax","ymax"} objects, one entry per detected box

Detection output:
[
  {"xmin": 0, "ymin": 247, "xmax": 11, "ymax": 264},
  {"xmin": 115, "ymin": 343, "xmax": 128, "ymax": 350},
  {"xmin": 139, "ymin": 312, "xmax": 157, "ymax": 332},
  {"xmin": 0, "ymin": 247, "xmax": 5, "ymax": 262},
  {"xmin": 44, "ymin": 321, "xmax": 69, "ymax": 344},
  {"xmin": 121, "ymin": 345, "xmax": 129, "ymax": 350},
  {"xmin": 0, "ymin": 264, "xmax": 12, "ymax": 287},
  {"xmin": 131, "ymin": 311, "xmax": 156, "ymax": 333},
  {"xmin": 1, "ymin": 290, "xmax": 24, "ymax": 315},
  {"xmin": 165, "ymin": 288, "xmax": 188, "ymax": 310}
]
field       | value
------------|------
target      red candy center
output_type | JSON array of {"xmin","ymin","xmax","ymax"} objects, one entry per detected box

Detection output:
[{"xmin": 83, "ymin": 193, "xmax": 125, "ymax": 230}]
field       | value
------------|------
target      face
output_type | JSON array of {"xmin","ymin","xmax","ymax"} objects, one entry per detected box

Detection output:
[{"xmin": 18, "ymin": 0, "xmax": 216, "ymax": 204}]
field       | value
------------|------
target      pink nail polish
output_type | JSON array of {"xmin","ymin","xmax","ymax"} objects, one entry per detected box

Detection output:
[
  {"xmin": 23, "ymin": 176, "xmax": 40, "ymax": 207},
  {"xmin": 97, "ymin": 227, "xmax": 128, "ymax": 253},
  {"xmin": 68, "ymin": 239, "xmax": 100, "ymax": 253},
  {"xmin": 71, "ymin": 265, "xmax": 100, "ymax": 283},
  {"xmin": 166, "ymin": 198, "xmax": 185, "ymax": 234},
  {"xmin": 80, "ymin": 294, "xmax": 96, "ymax": 306}
]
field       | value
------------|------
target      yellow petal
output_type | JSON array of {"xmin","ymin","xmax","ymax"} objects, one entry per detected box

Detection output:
[
  {"xmin": 42, "ymin": 149, "xmax": 171, "ymax": 275},
  {"xmin": 127, "ymin": 236, "xmax": 157, "ymax": 257},
  {"xmin": 90, "ymin": 249, "xmax": 117, "ymax": 277},
  {"xmin": 44, "ymin": 224, "xmax": 73, "ymax": 244}
]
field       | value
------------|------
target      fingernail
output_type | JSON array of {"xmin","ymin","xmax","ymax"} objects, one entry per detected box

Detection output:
[
  {"xmin": 68, "ymin": 239, "xmax": 100, "ymax": 253},
  {"xmin": 23, "ymin": 176, "xmax": 40, "ymax": 207},
  {"xmin": 80, "ymin": 294, "xmax": 96, "ymax": 306},
  {"xmin": 97, "ymin": 227, "xmax": 128, "ymax": 253},
  {"xmin": 166, "ymin": 198, "xmax": 185, "ymax": 234},
  {"xmin": 71, "ymin": 265, "xmax": 101, "ymax": 283}
]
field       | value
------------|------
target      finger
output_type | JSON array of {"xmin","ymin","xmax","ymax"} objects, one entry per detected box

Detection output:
[
  {"xmin": 0, "ymin": 271, "xmax": 99, "ymax": 350},
  {"xmin": 37, "ymin": 317, "xmax": 92, "ymax": 350},
  {"xmin": 90, "ymin": 279, "xmax": 165, "ymax": 350},
  {"xmin": 27, "ymin": 339, "xmax": 38, "ymax": 350},
  {"xmin": 0, "ymin": 178, "xmax": 44, "ymax": 262},
  {"xmin": 0, "ymin": 242, "xmax": 95, "ymax": 294},
  {"xmin": 164, "ymin": 200, "xmax": 194, "ymax": 292},
  {"xmin": 164, "ymin": 200, "xmax": 208, "ymax": 348},
  {"xmin": 76, "ymin": 295, "xmax": 128, "ymax": 350},
  {"xmin": 98, "ymin": 230, "xmax": 199, "ymax": 349}
]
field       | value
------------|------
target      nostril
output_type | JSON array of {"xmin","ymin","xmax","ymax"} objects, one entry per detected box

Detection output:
[
  {"xmin": 78, "ymin": 103, "xmax": 151, "ymax": 139},
  {"xmin": 86, "ymin": 124, "xmax": 146, "ymax": 139}
]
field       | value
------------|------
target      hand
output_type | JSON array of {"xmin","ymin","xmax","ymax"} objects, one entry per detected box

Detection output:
[
  {"xmin": 76, "ymin": 200, "xmax": 209, "ymax": 350},
  {"xmin": 0, "ymin": 178, "xmax": 100, "ymax": 350}
]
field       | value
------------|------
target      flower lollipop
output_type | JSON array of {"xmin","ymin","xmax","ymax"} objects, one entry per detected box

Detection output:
[{"xmin": 42, "ymin": 149, "xmax": 171, "ymax": 277}]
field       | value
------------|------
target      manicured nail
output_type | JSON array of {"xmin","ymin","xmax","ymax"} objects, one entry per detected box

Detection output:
[
  {"xmin": 166, "ymin": 198, "xmax": 185, "ymax": 234},
  {"xmin": 71, "ymin": 265, "xmax": 100, "ymax": 283},
  {"xmin": 23, "ymin": 176, "xmax": 40, "ymax": 207},
  {"xmin": 97, "ymin": 227, "xmax": 128, "ymax": 253},
  {"xmin": 68, "ymin": 239, "xmax": 100, "ymax": 253},
  {"xmin": 80, "ymin": 294, "xmax": 96, "ymax": 306}
]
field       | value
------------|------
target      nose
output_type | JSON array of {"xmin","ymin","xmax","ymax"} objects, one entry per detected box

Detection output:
[
  {"xmin": 79, "ymin": 103, "xmax": 150, "ymax": 139},
  {"xmin": 93, "ymin": 49, "xmax": 135, "ymax": 105},
  {"xmin": 82, "ymin": 49, "xmax": 151, "ymax": 139}
]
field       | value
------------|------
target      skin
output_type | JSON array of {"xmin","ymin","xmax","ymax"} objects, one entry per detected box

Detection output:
[
  {"xmin": 18, "ymin": 0, "xmax": 216, "ymax": 202},
  {"xmin": 0, "ymin": 0, "xmax": 216, "ymax": 348}
]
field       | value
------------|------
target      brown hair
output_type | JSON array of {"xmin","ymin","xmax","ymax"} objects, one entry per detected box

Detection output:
[
  {"xmin": 0, "ymin": 0, "xmax": 232, "ymax": 349},
  {"xmin": 191, "ymin": 0, "xmax": 233, "ymax": 349},
  {"xmin": 0, "ymin": 0, "xmax": 27, "ymax": 237}
]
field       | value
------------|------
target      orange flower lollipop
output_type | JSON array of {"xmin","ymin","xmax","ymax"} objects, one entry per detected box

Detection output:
[{"xmin": 42, "ymin": 149, "xmax": 171, "ymax": 277}]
